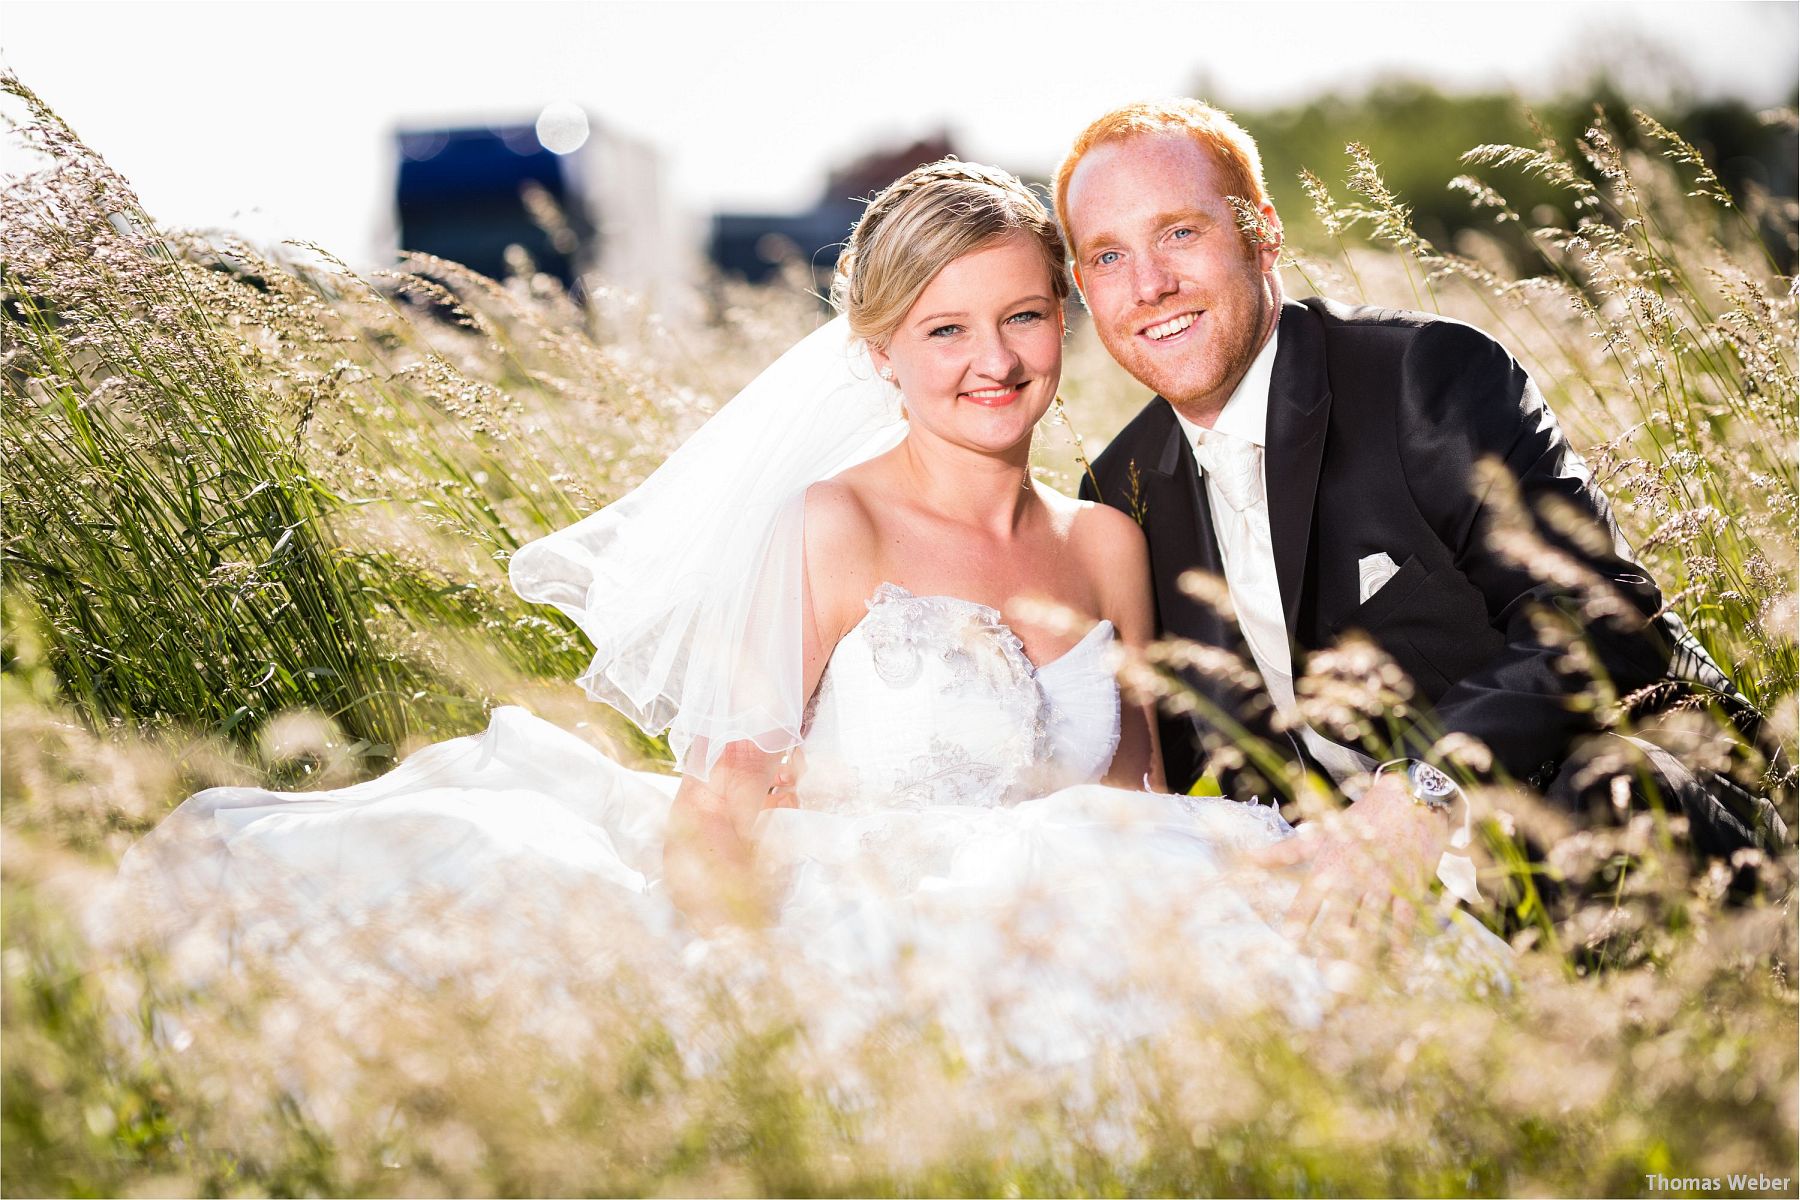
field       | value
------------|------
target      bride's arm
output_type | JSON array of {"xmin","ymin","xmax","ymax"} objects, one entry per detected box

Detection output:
[
  {"xmin": 662, "ymin": 480, "xmax": 872, "ymax": 925},
  {"xmin": 663, "ymin": 745, "xmax": 794, "ymax": 927},
  {"xmin": 1082, "ymin": 504, "xmax": 1168, "ymax": 793}
]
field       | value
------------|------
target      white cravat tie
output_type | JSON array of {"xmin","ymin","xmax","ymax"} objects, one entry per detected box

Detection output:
[
  {"xmin": 1192, "ymin": 428, "xmax": 1263, "ymax": 516},
  {"xmin": 1191, "ymin": 429, "xmax": 1287, "ymax": 698},
  {"xmin": 1192, "ymin": 428, "xmax": 1374, "ymax": 787}
]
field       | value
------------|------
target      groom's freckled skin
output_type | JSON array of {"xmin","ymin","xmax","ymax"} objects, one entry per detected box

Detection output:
[{"xmin": 1063, "ymin": 134, "xmax": 1282, "ymax": 429}]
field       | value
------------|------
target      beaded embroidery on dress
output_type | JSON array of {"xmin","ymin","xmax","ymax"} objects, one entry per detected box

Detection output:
[{"xmin": 798, "ymin": 583, "xmax": 1121, "ymax": 813}]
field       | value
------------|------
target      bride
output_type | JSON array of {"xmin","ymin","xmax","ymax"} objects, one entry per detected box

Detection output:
[
  {"xmin": 655, "ymin": 158, "xmax": 1169, "ymax": 926},
  {"xmin": 115, "ymin": 160, "xmax": 1481, "ymax": 1064}
]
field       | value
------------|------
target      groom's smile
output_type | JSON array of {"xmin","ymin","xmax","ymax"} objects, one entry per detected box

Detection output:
[{"xmin": 1140, "ymin": 310, "xmax": 1202, "ymax": 343}]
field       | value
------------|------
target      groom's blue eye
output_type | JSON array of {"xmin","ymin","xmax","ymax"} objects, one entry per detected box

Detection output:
[
  {"xmin": 1095, "ymin": 251, "xmax": 1122, "ymax": 266},
  {"xmin": 1008, "ymin": 311, "xmax": 1045, "ymax": 324}
]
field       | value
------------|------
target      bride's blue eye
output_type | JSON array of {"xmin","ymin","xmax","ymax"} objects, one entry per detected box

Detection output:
[
  {"xmin": 1008, "ymin": 311, "xmax": 1045, "ymax": 324},
  {"xmin": 928, "ymin": 324, "xmax": 963, "ymax": 338}
]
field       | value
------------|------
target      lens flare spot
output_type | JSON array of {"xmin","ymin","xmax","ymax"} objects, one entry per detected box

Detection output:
[{"xmin": 535, "ymin": 101, "xmax": 590, "ymax": 156}]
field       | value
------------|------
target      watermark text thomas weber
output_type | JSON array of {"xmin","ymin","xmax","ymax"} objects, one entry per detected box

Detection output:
[{"xmin": 1645, "ymin": 1175, "xmax": 1794, "ymax": 1194}]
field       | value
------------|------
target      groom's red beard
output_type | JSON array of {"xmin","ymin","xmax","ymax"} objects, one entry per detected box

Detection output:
[{"xmin": 1099, "ymin": 262, "xmax": 1278, "ymax": 417}]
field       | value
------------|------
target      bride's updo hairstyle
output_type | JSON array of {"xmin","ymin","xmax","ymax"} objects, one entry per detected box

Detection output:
[{"xmin": 831, "ymin": 158, "xmax": 1071, "ymax": 348}]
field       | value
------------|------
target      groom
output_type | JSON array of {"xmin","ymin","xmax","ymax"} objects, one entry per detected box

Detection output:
[{"xmin": 1061, "ymin": 100, "xmax": 1784, "ymax": 921}]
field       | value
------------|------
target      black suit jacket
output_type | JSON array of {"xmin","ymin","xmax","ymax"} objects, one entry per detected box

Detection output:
[{"xmin": 1082, "ymin": 297, "xmax": 1715, "ymax": 796}]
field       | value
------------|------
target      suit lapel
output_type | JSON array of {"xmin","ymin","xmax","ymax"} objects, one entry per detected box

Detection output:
[
  {"xmin": 1134, "ymin": 411, "xmax": 1268, "ymax": 762},
  {"xmin": 1264, "ymin": 301, "xmax": 1332, "ymax": 636},
  {"xmin": 1138, "ymin": 415, "xmax": 1229, "ymax": 649}
]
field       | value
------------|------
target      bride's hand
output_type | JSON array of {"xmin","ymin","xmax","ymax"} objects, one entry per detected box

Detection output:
[
  {"xmin": 663, "ymin": 743, "xmax": 797, "ymax": 929},
  {"xmin": 764, "ymin": 748, "xmax": 803, "ymax": 810}
]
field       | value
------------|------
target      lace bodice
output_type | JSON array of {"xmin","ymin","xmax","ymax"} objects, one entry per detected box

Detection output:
[{"xmin": 797, "ymin": 583, "xmax": 1121, "ymax": 812}]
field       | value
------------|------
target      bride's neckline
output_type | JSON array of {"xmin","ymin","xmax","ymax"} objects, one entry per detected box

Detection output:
[{"xmin": 852, "ymin": 581, "xmax": 1114, "ymax": 675}]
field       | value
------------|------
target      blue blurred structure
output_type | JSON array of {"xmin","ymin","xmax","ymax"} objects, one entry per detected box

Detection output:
[
  {"xmin": 709, "ymin": 203, "xmax": 861, "ymax": 287},
  {"xmin": 396, "ymin": 123, "xmax": 587, "ymax": 286},
  {"xmin": 708, "ymin": 134, "xmax": 959, "ymax": 288},
  {"xmin": 392, "ymin": 112, "xmax": 682, "ymax": 302}
]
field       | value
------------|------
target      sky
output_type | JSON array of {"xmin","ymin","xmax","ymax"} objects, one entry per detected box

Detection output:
[{"xmin": 3, "ymin": 0, "xmax": 1796, "ymax": 268}]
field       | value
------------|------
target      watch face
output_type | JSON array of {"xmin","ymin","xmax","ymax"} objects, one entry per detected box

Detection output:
[{"xmin": 1409, "ymin": 762, "xmax": 1457, "ymax": 800}]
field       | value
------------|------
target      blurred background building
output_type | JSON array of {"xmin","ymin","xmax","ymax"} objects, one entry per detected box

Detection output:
[
  {"xmin": 396, "ymin": 122, "xmax": 586, "ymax": 284},
  {"xmin": 393, "ymin": 108, "xmax": 687, "ymax": 304},
  {"xmin": 708, "ymin": 133, "xmax": 962, "ymax": 291}
]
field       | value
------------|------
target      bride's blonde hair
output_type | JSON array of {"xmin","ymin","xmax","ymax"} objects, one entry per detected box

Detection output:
[{"xmin": 831, "ymin": 158, "xmax": 1071, "ymax": 348}]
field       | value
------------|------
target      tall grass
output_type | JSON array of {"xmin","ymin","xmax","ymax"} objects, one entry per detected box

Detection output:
[
  {"xmin": 1, "ymin": 72, "xmax": 821, "ymax": 768},
  {"xmin": 2, "ymin": 71, "xmax": 1796, "ymax": 1197}
]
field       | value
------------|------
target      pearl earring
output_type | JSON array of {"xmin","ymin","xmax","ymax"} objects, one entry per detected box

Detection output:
[{"xmin": 879, "ymin": 366, "xmax": 895, "ymax": 382}]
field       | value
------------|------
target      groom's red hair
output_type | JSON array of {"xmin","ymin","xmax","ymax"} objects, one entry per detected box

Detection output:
[{"xmin": 1054, "ymin": 99, "xmax": 1271, "ymax": 239}]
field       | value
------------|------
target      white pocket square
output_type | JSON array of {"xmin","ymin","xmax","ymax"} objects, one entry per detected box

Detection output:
[{"xmin": 1358, "ymin": 552, "xmax": 1400, "ymax": 604}]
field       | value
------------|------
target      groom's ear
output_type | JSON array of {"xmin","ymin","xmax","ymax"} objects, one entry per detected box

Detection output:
[{"xmin": 1254, "ymin": 204, "xmax": 1284, "ymax": 272}]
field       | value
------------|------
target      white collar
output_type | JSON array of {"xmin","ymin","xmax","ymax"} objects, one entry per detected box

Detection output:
[{"xmin": 1170, "ymin": 324, "xmax": 1278, "ymax": 450}]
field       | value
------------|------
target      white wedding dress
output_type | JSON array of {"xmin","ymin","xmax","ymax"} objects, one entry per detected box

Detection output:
[{"xmin": 112, "ymin": 581, "xmax": 1380, "ymax": 1067}]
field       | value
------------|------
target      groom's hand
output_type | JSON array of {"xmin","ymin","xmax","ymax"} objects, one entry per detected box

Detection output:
[{"xmin": 1257, "ymin": 774, "xmax": 1451, "ymax": 944}]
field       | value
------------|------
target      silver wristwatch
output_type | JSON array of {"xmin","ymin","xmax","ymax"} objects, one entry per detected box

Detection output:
[{"xmin": 1385, "ymin": 759, "xmax": 1459, "ymax": 814}]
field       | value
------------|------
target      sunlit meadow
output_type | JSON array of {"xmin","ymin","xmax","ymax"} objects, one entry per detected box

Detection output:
[{"xmin": 3, "ymin": 71, "xmax": 1796, "ymax": 1197}]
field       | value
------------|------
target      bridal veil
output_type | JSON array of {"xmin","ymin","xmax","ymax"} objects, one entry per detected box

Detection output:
[{"xmin": 507, "ymin": 315, "xmax": 907, "ymax": 780}]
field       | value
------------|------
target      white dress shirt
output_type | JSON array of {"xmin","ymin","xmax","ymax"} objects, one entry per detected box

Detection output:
[{"xmin": 1170, "ymin": 329, "xmax": 1376, "ymax": 791}]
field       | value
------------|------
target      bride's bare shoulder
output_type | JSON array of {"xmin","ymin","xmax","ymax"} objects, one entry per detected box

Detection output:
[
  {"xmin": 1036, "ymin": 484, "xmax": 1146, "ymax": 557},
  {"xmin": 1059, "ymin": 490, "xmax": 1151, "ymax": 592},
  {"xmin": 803, "ymin": 475, "xmax": 879, "ymax": 548},
  {"xmin": 1073, "ymin": 496, "xmax": 1147, "ymax": 546},
  {"xmin": 802, "ymin": 476, "xmax": 882, "ymax": 636}
]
